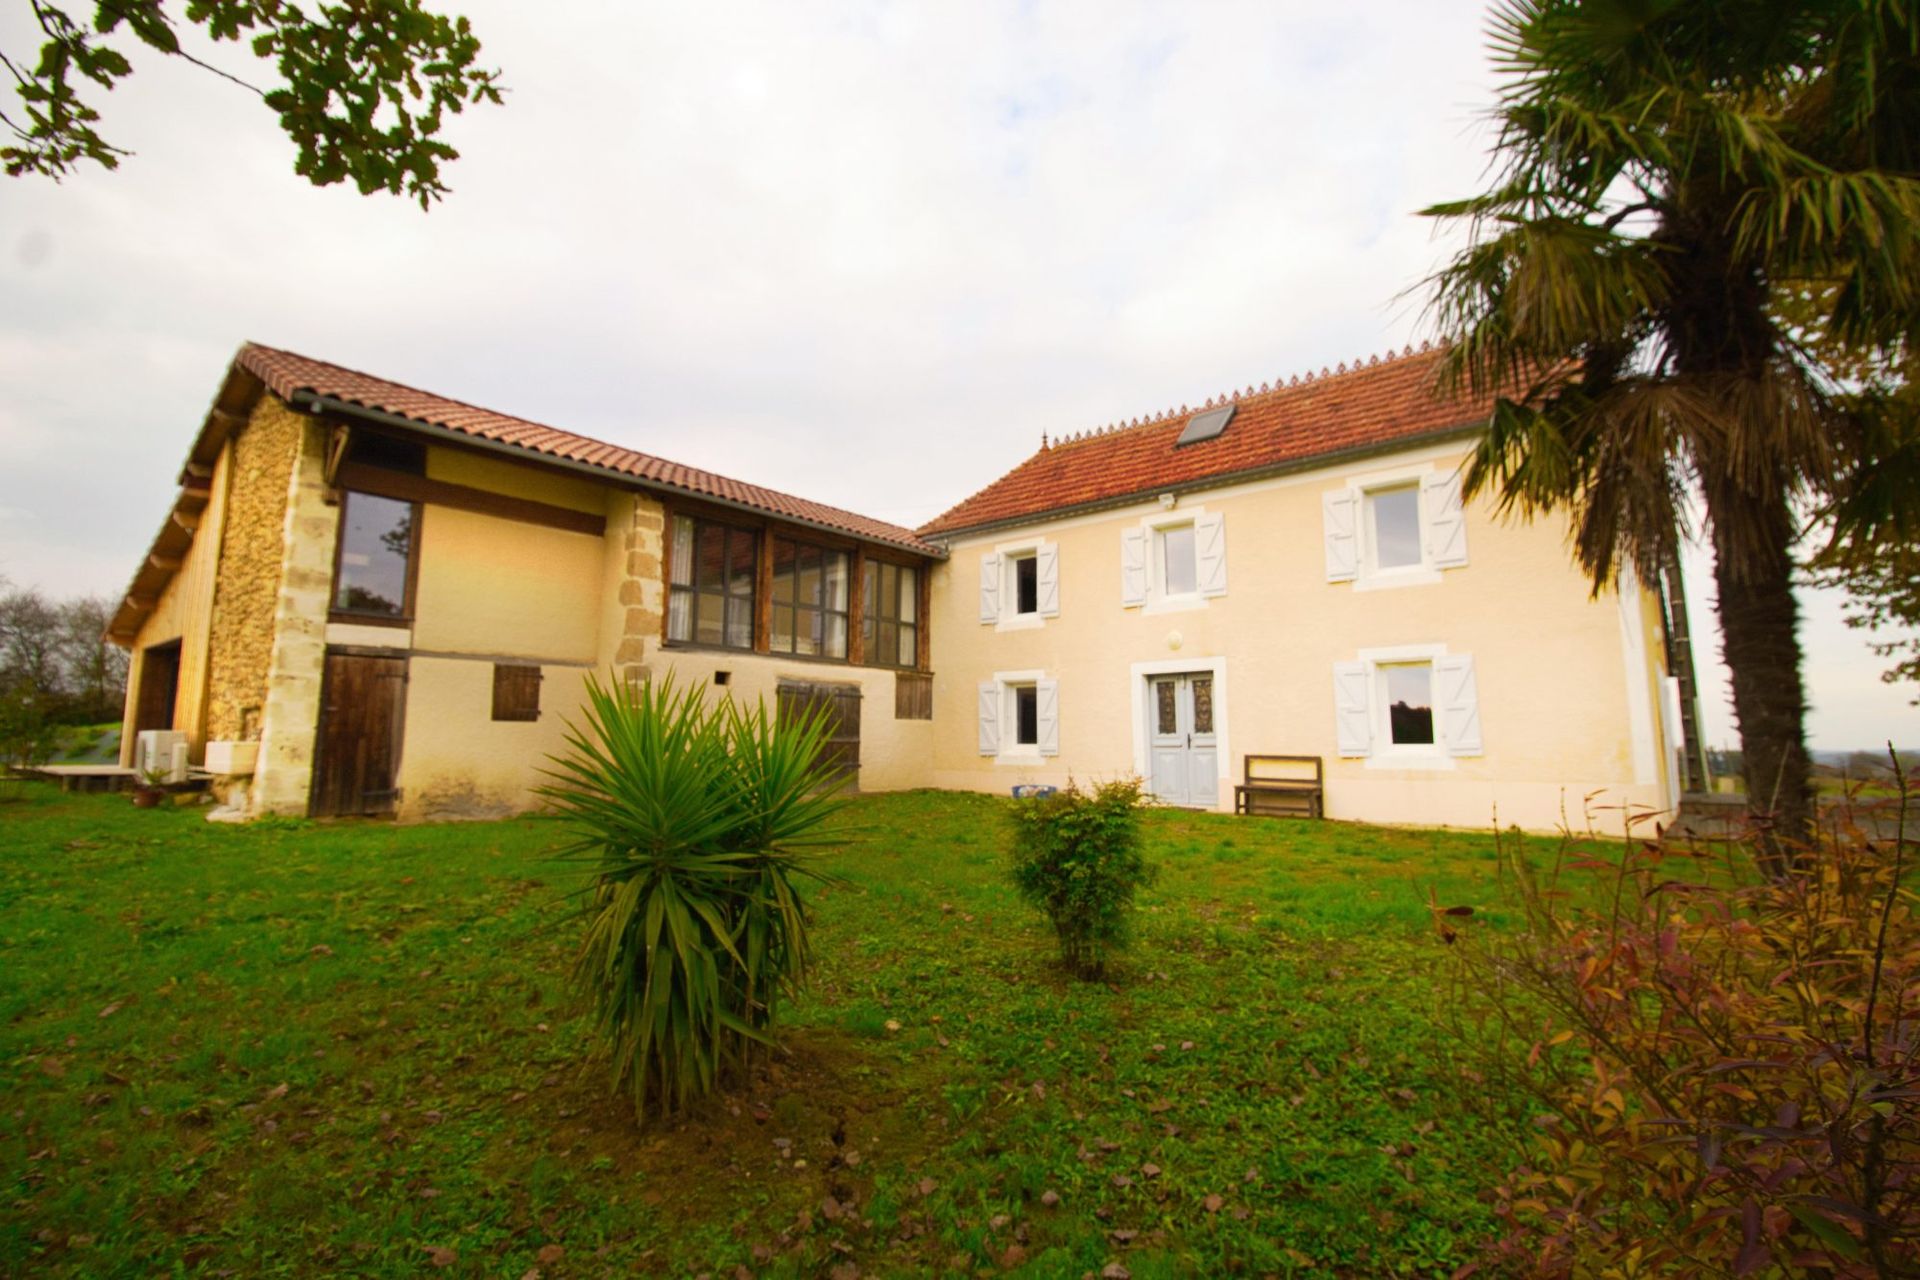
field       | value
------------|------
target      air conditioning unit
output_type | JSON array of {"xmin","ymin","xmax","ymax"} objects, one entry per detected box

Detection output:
[{"xmin": 134, "ymin": 730, "xmax": 189, "ymax": 784}]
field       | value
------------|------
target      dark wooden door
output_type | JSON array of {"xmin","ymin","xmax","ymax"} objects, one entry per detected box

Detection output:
[
  {"xmin": 776, "ymin": 680, "xmax": 861, "ymax": 786},
  {"xmin": 311, "ymin": 652, "xmax": 409, "ymax": 818},
  {"xmin": 132, "ymin": 641, "xmax": 181, "ymax": 739}
]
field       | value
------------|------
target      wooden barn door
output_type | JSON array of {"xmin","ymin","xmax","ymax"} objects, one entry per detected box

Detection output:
[
  {"xmin": 776, "ymin": 680, "xmax": 861, "ymax": 788},
  {"xmin": 311, "ymin": 652, "xmax": 409, "ymax": 818}
]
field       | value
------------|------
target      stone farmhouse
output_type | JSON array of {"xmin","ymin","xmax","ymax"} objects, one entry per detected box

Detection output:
[{"xmin": 108, "ymin": 343, "xmax": 1704, "ymax": 831}]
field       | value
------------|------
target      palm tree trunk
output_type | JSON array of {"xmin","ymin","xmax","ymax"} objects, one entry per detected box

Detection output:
[{"xmin": 1703, "ymin": 476, "xmax": 1815, "ymax": 868}]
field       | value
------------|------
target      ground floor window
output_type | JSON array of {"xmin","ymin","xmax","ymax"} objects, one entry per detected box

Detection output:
[{"xmin": 1333, "ymin": 648, "xmax": 1482, "ymax": 762}]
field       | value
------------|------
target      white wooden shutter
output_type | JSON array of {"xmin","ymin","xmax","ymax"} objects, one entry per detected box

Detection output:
[
  {"xmin": 1424, "ymin": 472, "xmax": 1469, "ymax": 569},
  {"xmin": 1036, "ymin": 678, "xmax": 1059, "ymax": 757},
  {"xmin": 1323, "ymin": 491, "xmax": 1358, "ymax": 582},
  {"xmin": 1036, "ymin": 542, "xmax": 1060, "ymax": 617},
  {"xmin": 1195, "ymin": 512, "xmax": 1228, "ymax": 598},
  {"xmin": 1333, "ymin": 661, "xmax": 1372, "ymax": 757},
  {"xmin": 978, "ymin": 552, "xmax": 1001, "ymax": 623},
  {"xmin": 1120, "ymin": 529, "xmax": 1147, "ymax": 607},
  {"xmin": 977, "ymin": 681, "xmax": 1000, "ymax": 755},
  {"xmin": 1435, "ymin": 654, "xmax": 1483, "ymax": 756}
]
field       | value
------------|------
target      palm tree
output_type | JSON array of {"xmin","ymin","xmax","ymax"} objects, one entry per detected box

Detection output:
[{"xmin": 1423, "ymin": 0, "xmax": 1920, "ymax": 865}]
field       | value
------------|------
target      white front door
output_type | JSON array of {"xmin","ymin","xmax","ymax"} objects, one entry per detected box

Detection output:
[{"xmin": 1146, "ymin": 673, "xmax": 1218, "ymax": 807}]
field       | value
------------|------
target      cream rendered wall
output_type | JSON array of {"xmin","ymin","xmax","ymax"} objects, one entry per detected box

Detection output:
[
  {"xmin": 118, "ymin": 436, "xmax": 235, "ymax": 764},
  {"xmin": 652, "ymin": 648, "xmax": 937, "ymax": 794},
  {"xmin": 928, "ymin": 441, "xmax": 1676, "ymax": 832},
  {"xmin": 390, "ymin": 451, "xmax": 613, "ymax": 820}
]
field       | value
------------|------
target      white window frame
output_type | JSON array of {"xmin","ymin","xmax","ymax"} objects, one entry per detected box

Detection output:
[
  {"xmin": 989, "ymin": 667, "xmax": 1053, "ymax": 764},
  {"xmin": 1136, "ymin": 507, "xmax": 1210, "ymax": 616},
  {"xmin": 1353, "ymin": 643, "xmax": 1457, "ymax": 772},
  {"xmin": 1336, "ymin": 463, "xmax": 1445, "ymax": 592},
  {"xmin": 991, "ymin": 537, "xmax": 1056, "ymax": 632}
]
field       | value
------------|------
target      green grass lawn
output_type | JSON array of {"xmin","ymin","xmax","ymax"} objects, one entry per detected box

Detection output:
[{"xmin": 0, "ymin": 784, "xmax": 1558, "ymax": 1278}]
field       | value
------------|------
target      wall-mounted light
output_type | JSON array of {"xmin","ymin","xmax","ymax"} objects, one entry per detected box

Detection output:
[{"xmin": 1158, "ymin": 492, "xmax": 1177, "ymax": 510}]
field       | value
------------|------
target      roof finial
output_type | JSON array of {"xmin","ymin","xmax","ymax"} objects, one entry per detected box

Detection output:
[{"xmin": 1041, "ymin": 431, "xmax": 1049, "ymax": 450}]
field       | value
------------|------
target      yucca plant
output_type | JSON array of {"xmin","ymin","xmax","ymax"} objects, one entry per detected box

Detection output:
[{"xmin": 540, "ymin": 674, "xmax": 848, "ymax": 1124}]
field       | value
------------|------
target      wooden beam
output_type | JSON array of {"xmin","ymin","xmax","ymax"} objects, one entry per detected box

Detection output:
[
  {"xmin": 170, "ymin": 508, "xmax": 201, "ymax": 534},
  {"xmin": 334, "ymin": 461, "xmax": 606, "ymax": 537},
  {"xmin": 147, "ymin": 553, "xmax": 183, "ymax": 572},
  {"xmin": 848, "ymin": 547, "xmax": 867, "ymax": 666}
]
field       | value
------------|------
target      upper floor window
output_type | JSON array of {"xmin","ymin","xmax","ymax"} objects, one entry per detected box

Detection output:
[
  {"xmin": 771, "ymin": 537, "xmax": 850, "ymax": 659},
  {"xmin": 1121, "ymin": 511, "xmax": 1225, "ymax": 610},
  {"xmin": 978, "ymin": 542, "xmax": 1058, "ymax": 627},
  {"xmin": 668, "ymin": 515, "xmax": 756, "ymax": 649},
  {"xmin": 1158, "ymin": 523, "xmax": 1198, "ymax": 597},
  {"xmin": 1367, "ymin": 485, "xmax": 1423, "ymax": 572},
  {"xmin": 333, "ymin": 491, "xmax": 416, "ymax": 620},
  {"xmin": 864, "ymin": 560, "xmax": 920, "ymax": 668},
  {"xmin": 1324, "ymin": 470, "xmax": 1469, "ymax": 587}
]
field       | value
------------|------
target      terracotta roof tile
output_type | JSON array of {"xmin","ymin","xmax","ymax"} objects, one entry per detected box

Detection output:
[
  {"xmin": 917, "ymin": 345, "xmax": 1494, "ymax": 537},
  {"xmin": 236, "ymin": 343, "xmax": 942, "ymax": 557}
]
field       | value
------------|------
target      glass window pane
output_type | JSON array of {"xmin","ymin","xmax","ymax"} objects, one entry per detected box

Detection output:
[
  {"xmin": 899, "ymin": 566, "xmax": 917, "ymax": 623},
  {"xmin": 897, "ymin": 621, "xmax": 916, "ymax": 667},
  {"xmin": 1015, "ymin": 555, "xmax": 1038, "ymax": 614},
  {"xmin": 1372, "ymin": 486, "xmax": 1422, "ymax": 569},
  {"xmin": 670, "ymin": 516, "xmax": 695, "ymax": 586},
  {"xmin": 722, "ymin": 596, "xmax": 750, "ymax": 649},
  {"xmin": 795, "ymin": 607, "xmax": 820, "ymax": 656},
  {"xmin": 695, "ymin": 590, "xmax": 724, "ymax": 646},
  {"xmin": 877, "ymin": 621, "xmax": 897, "ymax": 667},
  {"xmin": 772, "ymin": 538, "xmax": 796, "ymax": 605},
  {"xmin": 862, "ymin": 561, "xmax": 876, "ymax": 616},
  {"xmin": 1161, "ymin": 525, "xmax": 1197, "ymax": 596},
  {"xmin": 668, "ymin": 588, "xmax": 691, "ymax": 642},
  {"xmin": 823, "ymin": 612, "xmax": 848, "ymax": 659},
  {"xmin": 1156, "ymin": 681, "xmax": 1177, "ymax": 735},
  {"xmin": 797, "ymin": 546, "xmax": 821, "ymax": 608},
  {"xmin": 334, "ymin": 492, "xmax": 412, "ymax": 616},
  {"xmin": 694, "ymin": 523, "xmax": 726, "ymax": 591},
  {"xmin": 772, "ymin": 603, "xmax": 794, "ymax": 653},
  {"xmin": 727, "ymin": 529, "xmax": 757, "ymax": 597},
  {"xmin": 1016, "ymin": 685, "xmax": 1038, "ymax": 745},
  {"xmin": 1191, "ymin": 677, "xmax": 1213, "ymax": 735},
  {"xmin": 1385, "ymin": 663, "xmax": 1434, "ymax": 745},
  {"xmin": 823, "ymin": 551, "xmax": 849, "ymax": 611}
]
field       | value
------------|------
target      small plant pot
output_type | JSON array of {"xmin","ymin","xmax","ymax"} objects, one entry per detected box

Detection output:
[{"xmin": 132, "ymin": 788, "xmax": 164, "ymax": 809}]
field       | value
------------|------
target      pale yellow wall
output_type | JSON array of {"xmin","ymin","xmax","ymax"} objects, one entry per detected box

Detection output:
[
  {"xmin": 395, "ymin": 656, "xmax": 597, "ymax": 821},
  {"xmin": 410, "ymin": 505, "xmax": 606, "ymax": 662},
  {"xmin": 928, "ymin": 441, "xmax": 1675, "ymax": 832},
  {"xmin": 653, "ymin": 648, "xmax": 937, "ymax": 794},
  {"xmin": 426, "ymin": 442, "xmax": 607, "ymax": 514},
  {"xmin": 119, "ymin": 435, "xmax": 234, "ymax": 763}
]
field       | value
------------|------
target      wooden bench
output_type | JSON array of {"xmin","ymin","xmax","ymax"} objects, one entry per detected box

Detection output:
[{"xmin": 1233, "ymin": 755, "xmax": 1324, "ymax": 819}]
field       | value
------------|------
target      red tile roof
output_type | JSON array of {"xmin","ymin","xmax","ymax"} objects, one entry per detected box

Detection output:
[
  {"xmin": 236, "ymin": 343, "xmax": 943, "ymax": 557},
  {"xmin": 917, "ymin": 344, "xmax": 1495, "ymax": 537}
]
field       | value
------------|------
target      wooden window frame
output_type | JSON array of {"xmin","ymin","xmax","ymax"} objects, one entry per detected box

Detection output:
[
  {"xmin": 661, "ymin": 498, "xmax": 933, "ymax": 673},
  {"xmin": 665, "ymin": 514, "xmax": 760, "ymax": 652},
  {"xmin": 768, "ymin": 535, "xmax": 852, "ymax": 662},
  {"xmin": 862, "ymin": 557, "xmax": 923, "ymax": 671},
  {"xmin": 328, "ymin": 489, "xmax": 423, "ymax": 628}
]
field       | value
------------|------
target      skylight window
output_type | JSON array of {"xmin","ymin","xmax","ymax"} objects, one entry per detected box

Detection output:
[{"xmin": 1176, "ymin": 404, "xmax": 1235, "ymax": 446}]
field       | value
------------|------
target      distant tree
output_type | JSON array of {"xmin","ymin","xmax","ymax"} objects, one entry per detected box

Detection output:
[
  {"xmin": 0, "ymin": 579, "xmax": 64, "ymax": 703},
  {"xmin": 1422, "ymin": 0, "xmax": 1920, "ymax": 866},
  {"xmin": 3, "ymin": 0, "xmax": 503, "ymax": 207},
  {"xmin": 58, "ymin": 595, "xmax": 128, "ymax": 722}
]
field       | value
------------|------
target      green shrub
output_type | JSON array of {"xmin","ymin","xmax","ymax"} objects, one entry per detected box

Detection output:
[
  {"xmin": 1444, "ymin": 778, "xmax": 1920, "ymax": 1276},
  {"xmin": 540, "ymin": 674, "xmax": 848, "ymax": 1124},
  {"xmin": 1006, "ymin": 778, "xmax": 1154, "ymax": 979}
]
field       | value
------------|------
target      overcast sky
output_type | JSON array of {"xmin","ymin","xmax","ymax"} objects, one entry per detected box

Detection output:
[{"xmin": 2, "ymin": 0, "xmax": 1913, "ymax": 751}]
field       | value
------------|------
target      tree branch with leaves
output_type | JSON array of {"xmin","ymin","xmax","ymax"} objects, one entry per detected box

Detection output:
[{"xmin": 4, "ymin": 0, "xmax": 503, "ymax": 206}]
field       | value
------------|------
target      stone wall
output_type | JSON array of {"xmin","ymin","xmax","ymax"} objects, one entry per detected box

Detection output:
[
  {"xmin": 249, "ymin": 409, "xmax": 339, "ymax": 816},
  {"xmin": 204, "ymin": 397, "xmax": 303, "ymax": 742},
  {"xmin": 611, "ymin": 494, "xmax": 666, "ymax": 681}
]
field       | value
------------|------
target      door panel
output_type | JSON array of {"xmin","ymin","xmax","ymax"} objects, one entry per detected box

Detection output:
[
  {"xmin": 311, "ymin": 652, "xmax": 409, "ymax": 818},
  {"xmin": 1144, "ymin": 673, "xmax": 1217, "ymax": 809}
]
